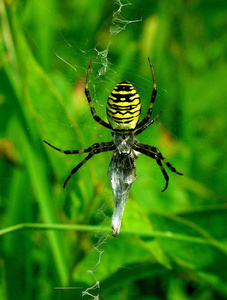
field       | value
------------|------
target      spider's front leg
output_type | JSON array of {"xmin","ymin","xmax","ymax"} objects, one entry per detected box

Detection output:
[
  {"xmin": 63, "ymin": 143, "xmax": 115, "ymax": 188},
  {"xmin": 133, "ymin": 141, "xmax": 183, "ymax": 192},
  {"xmin": 44, "ymin": 140, "xmax": 113, "ymax": 155},
  {"xmin": 44, "ymin": 140, "xmax": 115, "ymax": 187}
]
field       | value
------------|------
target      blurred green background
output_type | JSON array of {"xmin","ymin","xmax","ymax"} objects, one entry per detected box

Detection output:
[{"xmin": 0, "ymin": 0, "xmax": 226, "ymax": 299}]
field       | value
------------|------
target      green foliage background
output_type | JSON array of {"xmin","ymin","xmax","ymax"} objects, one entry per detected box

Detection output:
[{"xmin": 0, "ymin": 0, "xmax": 226, "ymax": 299}]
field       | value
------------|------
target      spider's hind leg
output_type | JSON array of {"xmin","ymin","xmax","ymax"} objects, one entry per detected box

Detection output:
[
  {"xmin": 135, "ymin": 57, "xmax": 157, "ymax": 130},
  {"xmin": 85, "ymin": 59, "xmax": 112, "ymax": 129},
  {"xmin": 134, "ymin": 111, "xmax": 162, "ymax": 136}
]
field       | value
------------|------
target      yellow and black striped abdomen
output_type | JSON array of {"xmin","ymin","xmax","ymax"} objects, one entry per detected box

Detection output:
[{"xmin": 107, "ymin": 81, "xmax": 141, "ymax": 131}]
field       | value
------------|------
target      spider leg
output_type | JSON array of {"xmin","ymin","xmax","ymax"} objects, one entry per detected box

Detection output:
[
  {"xmin": 85, "ymin": 59, "xmax": 112, "ymax": 129},
  {"xmin": 134, "ymin": 141, "xmax": 183, "ymax": 175},
  {"xmin": 63, "ymin": 143, "xmax": 115, "ymax": 188},
  {"xmin": 44, "ymin": 140, "xmax": 113, "ymax": 155},
  {"xmin": 133, "ymin": 145, "xmax": 169, "ymax": 192},
  {"xmin": 134, "ymin": 111, "xmax": 162, "ymax": 136},
  {"xmin": 135, "ymin": 57, "xmax": 157, "ymax": 130},
  {"xmin": 133, "ymin": 142, "xmax": 183, "ymax": 192}
]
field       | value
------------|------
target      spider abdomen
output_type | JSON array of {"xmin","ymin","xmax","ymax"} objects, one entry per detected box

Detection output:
[{"xmin": 107, "ymin": 81, "xmax": 141, "ymax": 131}]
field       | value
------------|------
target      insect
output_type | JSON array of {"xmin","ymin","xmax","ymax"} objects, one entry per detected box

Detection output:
[{"xmin": 44, "ymin": 58, "xmax": 183, "ymax": 237}]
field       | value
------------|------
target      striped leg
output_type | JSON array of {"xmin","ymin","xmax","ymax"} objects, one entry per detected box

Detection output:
[
  {"xmin": 85, "ymin": 59, "xmax": 111, "ymax": 129},
  {"xmin": 136, "ymin": 57, "xmax": 157, "ymax": 130},
  {"xmin": 44, "ymin": 140, "xmax": 115, "ymax": 188},
  {"xmin": 134, "ymin": 111, "xmax": 162, "ymax": 136},
  {"xmin": 63, "ymin": 144, "xmax": 115, "ymax": 188},
  {"xmin": 133, "ymin": 146, "xmax": 169, "ymax": 192},
  {"xmin": 133, "ymin": 142, "xmax": 183, "ymax": 192},
  {"xmin": 44, "ymin": 140, "xmax": 114, "ymax": 155}
]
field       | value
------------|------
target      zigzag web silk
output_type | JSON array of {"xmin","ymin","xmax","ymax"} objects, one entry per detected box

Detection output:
[
  {"xmin": 54, "ymin": 1, "xmax": 142, "ymax": 299},
  {"xmin": 82, "ymin": 2, "xmax": 141, "ymax": 299}
]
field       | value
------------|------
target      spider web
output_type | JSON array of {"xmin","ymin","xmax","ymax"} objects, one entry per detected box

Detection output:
[
  {"xmin": 81, "ymin": 2, "xmax": 142, "ymax": 298},
  {"xmin": 51, "ymin": 1, "xmax": 143, "ymax": 298},
  {"xmin": 2, "ymin": 0, "xmax": 226, "ymax": 299},
  {"xmin": 39, "ymin": 1, "xmax": 189, "ymax": 298}
]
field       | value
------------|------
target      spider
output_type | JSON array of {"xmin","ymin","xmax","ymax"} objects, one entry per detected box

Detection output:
[{"xmin": 44, "ymin": 58, "xmax": 183, "ymax": 236}]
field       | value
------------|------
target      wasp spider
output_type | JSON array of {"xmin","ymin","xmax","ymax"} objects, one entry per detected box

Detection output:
[
  {"xmin": 44, "ymin": 58, "xmax": 182, "ymax": 191},
  {"xmin": 44, "ymin": 58, "xmax": 183, "ymax": 235}
]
